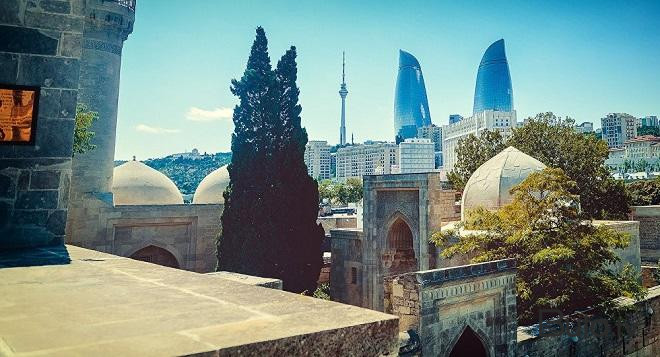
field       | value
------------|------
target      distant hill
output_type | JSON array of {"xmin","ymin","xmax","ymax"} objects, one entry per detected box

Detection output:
[{"xmin": 115, "ymin": 152, "xmax": 232, "ymax": 195}]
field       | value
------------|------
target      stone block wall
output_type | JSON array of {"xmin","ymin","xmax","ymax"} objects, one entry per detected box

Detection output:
[
  {"xmin": 329, "ymin": 228, "xmax": 364, "ymax": 307},
  {"xmin": 642, "ymin": 265, "xmax": 660, "ymax": 289},
  {"xmin": 632, "ymin": 205, "xmax": 660, "ymax": 263},
  {"xmin": 384, "ymin": 259, "xmax": 518, "ymax": 356},
  {"xmin": 0, "ymin": 0, "xmax": 83, "ymax": 249},
  {"xmin": 517, "ymin": 286, "xmax": 660, "ymax": 357}
]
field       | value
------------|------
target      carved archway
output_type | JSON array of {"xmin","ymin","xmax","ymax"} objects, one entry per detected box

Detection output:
[
  {"xmin": 448, "ymin": 326, "xmax": 488, "ymax": 357},
  {"xmin": 130, "ymin": 245, "xmax": 180, "ymax": 269},
  {"xmin": 384, "ymin": 216, "xmax": 417, "ymax": 275}
]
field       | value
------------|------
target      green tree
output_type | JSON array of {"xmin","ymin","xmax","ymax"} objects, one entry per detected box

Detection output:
[
  {"xmin": 318, "ymin": 179, "xmax": 336, "ymax": 203},
  {"xmin": 449, "ymin": 112, "xmax": 630, "ymax": 219},
  {"xmin": 508, "ymin": 113, "xmax": 631, "ymax": 219},
  {"xmin": 218, "ymin": 27, "xmax": 323, "ymax": 294},
  {"xmin": 336, "ymin": 178, "xmax": 363, "ymax": 205},
  {"xmin": 432, "ymin": 168, "xmax": 645, "ymax": 324},
  {"xmin": 447, "ymin": 130, "xmax": 506, "ymax": 190},
  {"xmin": 73, "ymin": 104, "xmax": 97, "ymax": 155},
  {"xmin": 638, "ymin": 126, "xmax": 660, "ymax": 137},
  {"xmin": 627, "ymin": 178, "xmax": 660, "ymax": 205}
]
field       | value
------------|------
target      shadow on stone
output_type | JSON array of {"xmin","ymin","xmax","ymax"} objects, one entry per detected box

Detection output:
[{"xmin": 0, "ymin": 244, "xmax": 70, "ymax": 268}]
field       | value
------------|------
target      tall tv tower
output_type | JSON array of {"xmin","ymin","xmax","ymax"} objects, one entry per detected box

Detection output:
[{"xmin": 339, "ymin": 52, "xmax": 348, "ymax": 146}]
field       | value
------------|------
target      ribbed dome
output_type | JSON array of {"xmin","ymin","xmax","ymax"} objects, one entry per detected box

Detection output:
[
  {"xmin": 193, "ymin": 165, "xmax": 229, "ymax": 204},
  {"xmin": 112, "ymin": 160, "xmax": 184, "ymax": 205},
  {"xmin": 461, "ymin": 146, "xmax": 546, "ymax": 220}
]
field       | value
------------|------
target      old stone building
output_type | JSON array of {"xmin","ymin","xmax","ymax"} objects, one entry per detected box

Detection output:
[
  {"xmin": 61, "ymin": 1, "xmax": 229, "ymax": 272},
  {"xmin": 330, "ymin": 146, "xmax": 645, "ymax": 356}
]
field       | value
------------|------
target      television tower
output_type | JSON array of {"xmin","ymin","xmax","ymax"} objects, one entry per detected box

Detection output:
[{"xmin": 339, "ymin": 52, "xmax": 348, "ymax": 146}]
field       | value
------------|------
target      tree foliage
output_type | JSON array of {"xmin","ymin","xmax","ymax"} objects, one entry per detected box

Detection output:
[
  {"xmin": 218, "ymin": 27, "xmax": 324, "ymax": 294},
  {"xmin": 432, "ymin": 168, "xmax": 645, "ymax": 324},
  {"xmin": 73, "ymin": 104, "xmax": 97, "ymax": 155},
  {"xmin": 448, "ymin": 112, "xmax": 631, "ymax": 219},
  {"xmin": 447, "ymin": 130, "xmax": 506, "ymax": 190},
  {"xmin": 627, "ymin": 178, "xmax": 660, "ymax": 206},
  {"xmin": 638, "ymin": 125, "xmax": 660, "ymax": 137},
  {"xmin": 318, "ymin": 178, "xmax": 363, "ymax": 205}
]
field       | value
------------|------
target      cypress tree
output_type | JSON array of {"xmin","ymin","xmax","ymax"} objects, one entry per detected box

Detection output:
[{"xmin": 218, "ymin": 28, "xmax": 323, "ymax": 293}]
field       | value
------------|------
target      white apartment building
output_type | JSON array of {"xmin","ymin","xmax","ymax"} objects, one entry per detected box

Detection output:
[
  {"xmin": 601, "ymin": 113, "xmax": 637, "ymax": 148},
  {"xmin": 442, "ymin": 110, "xmax": 517, "ymax": 172},
  {"xmin": 304, "ymin": 140, "xmax": 332, "ymax": 180},
  {"xmin": 574, "ymin": 122, "xmax": 594, "ymax": 134},
  {"xmin": 417, "ymin": 125, "xmax": 443, "ymax": 168},
  {"xmin": 605, "ymin": 136, "xmax": 660, "ymax": 172},
  {"xmin": 399, "ymin": 138, "xmax": 435, "ymax": 174},
  {"xmin": 335, "ymin": 142, "xmax": 398, "ymax": 180}
]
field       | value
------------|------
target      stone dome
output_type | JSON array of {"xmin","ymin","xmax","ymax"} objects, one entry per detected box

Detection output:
[
  {"xmin": 112, "ymin": 160, "xmax": 184, "ymax": 205},
  {"xmin": 461, "ymin": 146, "xmax": 546, "ymax": 220},
  {"xmin": 192, "ymin": 165, "xmax": 229, "ymax": 204}
]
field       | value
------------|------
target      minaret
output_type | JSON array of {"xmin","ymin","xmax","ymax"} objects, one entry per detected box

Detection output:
[{"xmin": 339, "ymin": 52, "xmax": 348, "ymax": 146}]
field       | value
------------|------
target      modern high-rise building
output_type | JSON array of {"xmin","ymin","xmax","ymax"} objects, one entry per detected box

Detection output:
[
  {"xmin": 449, "ymin": 114, "xmax": 463, "ymax": 124},
  {"xmin": 442, "ymin": 110, "xmax": 517, "ymax": 172},
  {"xmin": 472, "ymin": 39, "xmax": 514, "ymax": 114},
  {"xmin": 394, "ymin": 50, "xmax": 432, "ymax": 141},
  {"xmin": 335, "ymin": 142, "xmax": 398, "ymax": 180},
  {"xmin": 417, "ymin": 125, "xmax": 443, "ymax": 168},
  {"xmin": 601, "ymin": 113, "xmax": 638, "ymax": 148},
  {"xmin": 442, "ymin": 39, "xmax": 516, "ymax": 172},
  {"xmin": 304, "ymin": 140, "xmax": 332, "ymax": 180},
  {"xmin": 574, "ymin": 122, "xmax": 594, "ymax": 134},
  {"xmin": 399, "ymin": 138, "xmax": 435, "ymax": 174},
  {"xmin": 640, "ymin": 115, "xmax": 659, "ymax": 127}
]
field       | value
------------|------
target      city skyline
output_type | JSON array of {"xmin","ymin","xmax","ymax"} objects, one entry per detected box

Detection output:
[{"xmin": 115, "ymin": 1, "xmax": 660, "ymax": 160}]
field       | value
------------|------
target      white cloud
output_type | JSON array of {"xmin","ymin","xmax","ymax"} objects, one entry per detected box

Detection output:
[
  {"xmin": 135, "ymin": 124, "xmax": 180, "ymax": 134},
  {"xmin": 186, "ymin": 106, "xmax": 233, "ymax": 122}
]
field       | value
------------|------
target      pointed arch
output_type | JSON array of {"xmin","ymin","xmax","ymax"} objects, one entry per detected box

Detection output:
[
  {"xmin": 129, "ymin": 245, "xmax": 180, "ymax": 269},
  {"xmin": 447, "ymin": 324, "xmax": 491, "ymax": 357},
  {"xmin": 384, "ymin": 212, "xmax": 417, "ymax": 275}
]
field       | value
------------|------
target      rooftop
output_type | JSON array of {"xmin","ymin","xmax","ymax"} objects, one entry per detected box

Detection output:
[{"xmin": 0, "ymin": 245, "xmax": 398, "ymax": 356}]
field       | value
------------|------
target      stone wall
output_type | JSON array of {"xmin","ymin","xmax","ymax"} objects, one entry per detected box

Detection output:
[
  {"xmin": 384, "ymin": 259, "xmax": 518, "ymax": 356},
  {"xmin": 318, "ymin": 215, "xmax": 357, "ymax": 233},
  {"xmin": 642, "ymin": 265, "xmax": 660, "ymax": 289},
  {"xmin": 517, "ymin": 286, "xmax": 660, "ymax": 357},
  {"xmin": 67, "ymin": 202, "xmax": 222, "ymax": 273},
  {"xmin": 632, "ymin": 205, "xmax": 660, "ymax": 263},
  {"xmin": 0, "ymin": 0, "xmax": 83, "ymax": 250},
  {"xmin": 329, "ymin": 228, "xmax": 364, "ymax": 306}
]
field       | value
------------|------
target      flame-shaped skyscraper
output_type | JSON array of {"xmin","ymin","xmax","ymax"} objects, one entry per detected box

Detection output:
[
  {"xmin": 472, "ymin": 39, "xmax": 514, "ymax": 114},
  {"xmin": 394, "ymin": 50, "xmax": 432, "ymax": 141}
]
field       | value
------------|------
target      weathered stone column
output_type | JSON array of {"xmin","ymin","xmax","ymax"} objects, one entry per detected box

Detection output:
[{"xmin": 66, "ymin": 0, "xmax": 134, "ymax": 248}]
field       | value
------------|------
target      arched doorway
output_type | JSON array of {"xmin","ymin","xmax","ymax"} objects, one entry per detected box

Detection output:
[
  {"xmin": 130, "ymin": 245, "xmax": 179, "ymax": 269},
  {"xmin": 385, "ymin": 217, "xmax": 417, "ymax": 275},
  {"xmin": 449, "ymin": 326, "xmax": 488, "ymax": 357}
]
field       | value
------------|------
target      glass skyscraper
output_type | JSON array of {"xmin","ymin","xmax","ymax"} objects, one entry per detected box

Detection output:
[
  {"xmin": 472, "ymin": 39, "xmax": 513, "ymax": 114},
  {"xmin": 394, "ymin": 50, "xmax": 432, "ymax": 141}
]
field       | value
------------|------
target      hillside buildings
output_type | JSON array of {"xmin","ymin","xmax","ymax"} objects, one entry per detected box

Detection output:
[
  {"xmin": 640, "ymin": 115, "xmax": 659, "ymax": 128},
  {"xmin": 442, "ymin": 39, "xmax": 517, "ymax": 172},
  {"xmin": 605, "ymin": 135, "xmax": 660, "ymax": 172},
  {"xmin": 601, "ymin": 113, "xmax": 638, "ymax": 148},
  {"xmin": 393, "ymin": 50, "xmax": 432, "ymax": 141},
  {"xmin": 304, "ymin": 140, "xmax": 332, "ymax": 180}
]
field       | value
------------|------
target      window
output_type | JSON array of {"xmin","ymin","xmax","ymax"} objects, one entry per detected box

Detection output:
[{"xmin": 351, "ymin": 267, "xmax": 358, "ymax": 284}]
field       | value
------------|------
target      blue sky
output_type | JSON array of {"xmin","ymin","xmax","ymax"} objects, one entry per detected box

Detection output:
[{"xmin": 115, "ymin": 1, "xmax": 660, "ymax": 160}]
